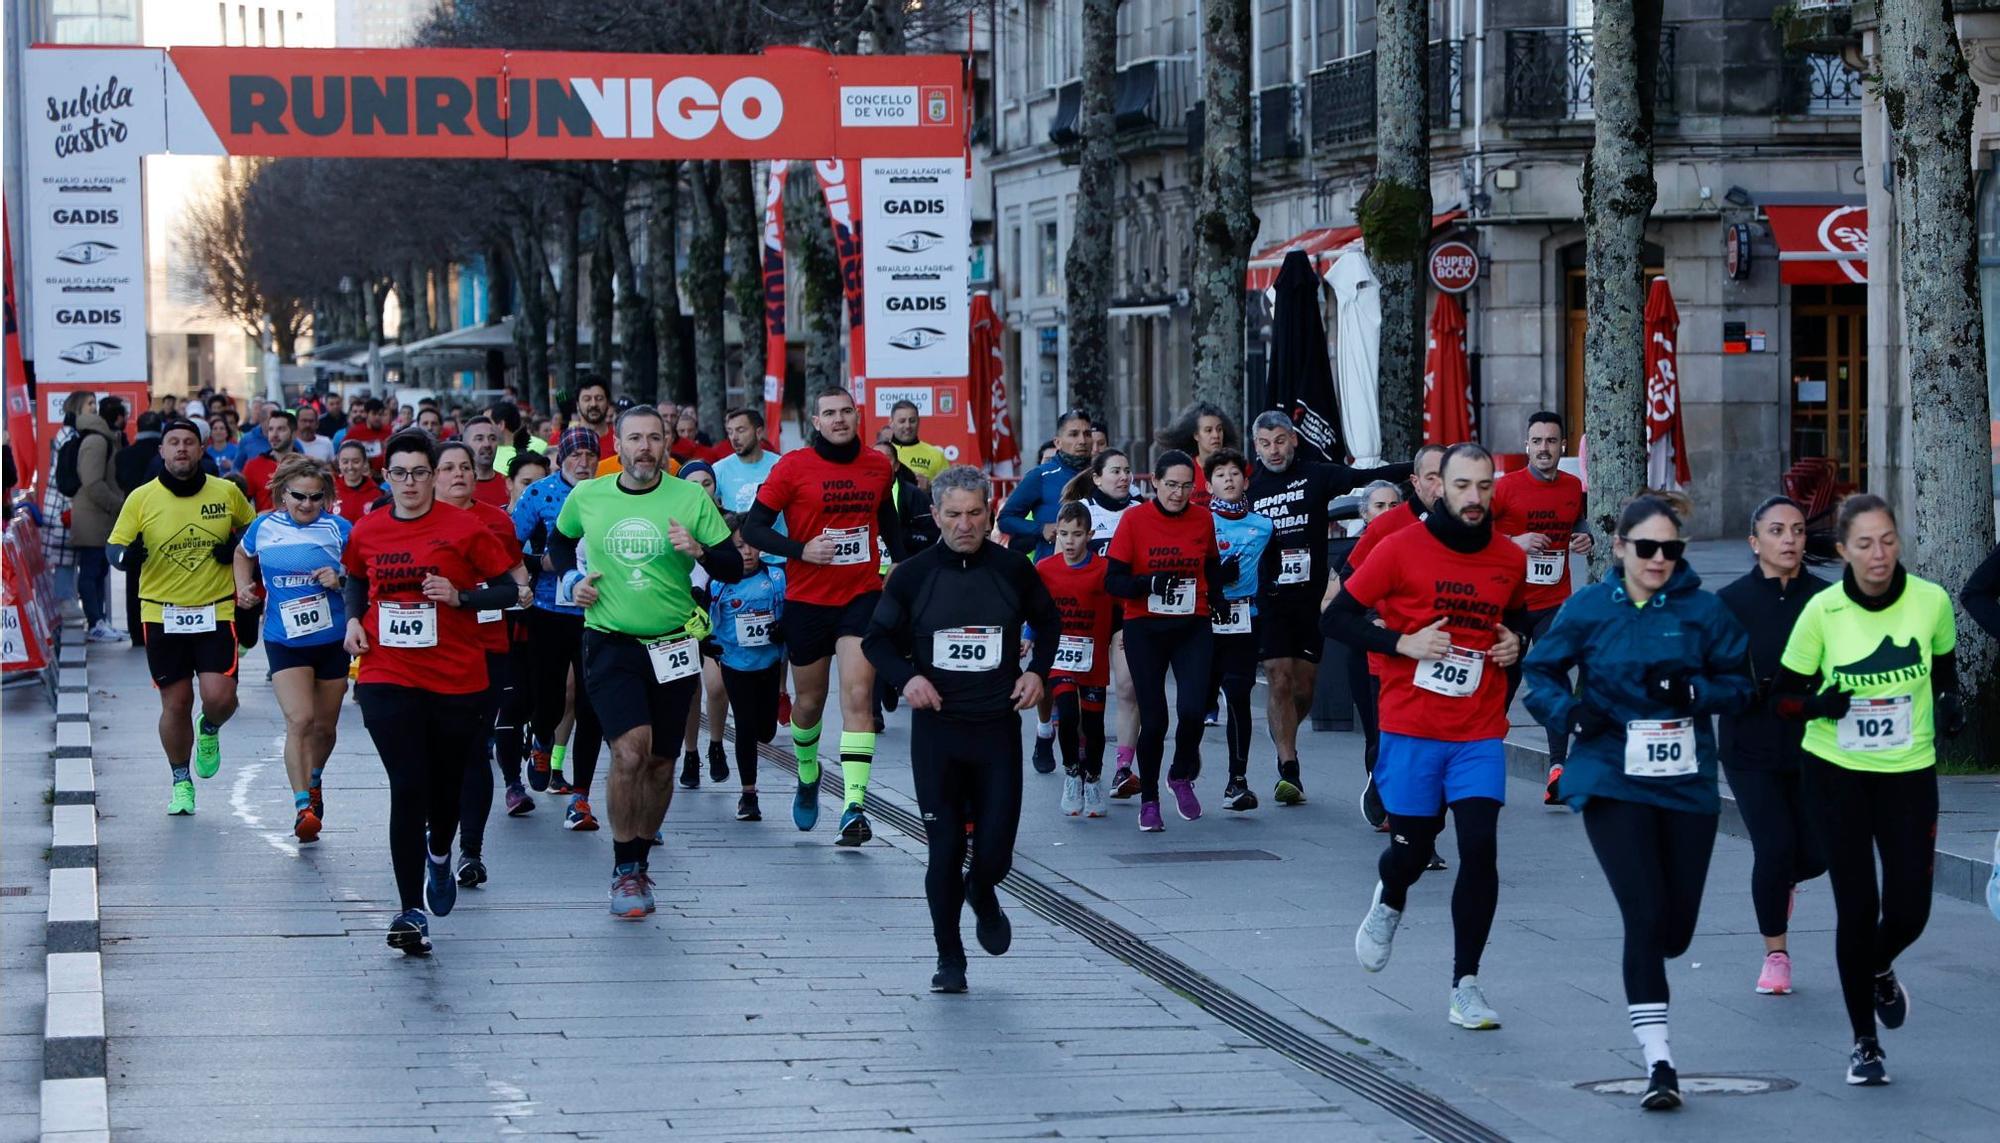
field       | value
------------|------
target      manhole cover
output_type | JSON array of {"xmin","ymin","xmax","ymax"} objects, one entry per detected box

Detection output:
[
  {"xmin": 1578, "ymin": 1075, "xmax": 1796, "ymax": 1097},
  {"xmin": 1111, "ymin": 849, "xmax": 1282, "ymax": 865}
]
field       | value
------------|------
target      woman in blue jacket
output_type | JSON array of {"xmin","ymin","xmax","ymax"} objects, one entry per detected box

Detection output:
[{"xmin": 1521, "ymin": 496, "xmax": 1753, "ymax": 1112}]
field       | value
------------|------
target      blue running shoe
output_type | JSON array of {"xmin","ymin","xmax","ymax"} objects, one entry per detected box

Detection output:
[
  {"xmin": 609, "ymin": 862, "xmax": 655, "ymax": 919},
  {"xmin": 424, "ymin": 855, "xmax": 457, "ymax": 917},
  {"xmin": 387, "ymin": 909, "xmax": 431, "ymax": 956},
  {"xmin": 793, "ymin": 779, "xmax": 821, "ymax": 831},
  {"xmin": 836, "ymin": 805, "xmax": 873, "ymax": 847}
]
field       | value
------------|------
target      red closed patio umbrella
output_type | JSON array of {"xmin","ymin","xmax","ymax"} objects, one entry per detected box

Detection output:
[
  {"xmin": 1422, "ymin": 292, "xmax": 1474, "ymax": 446},
  {"xmin": 1644, "ymin": 277, "xmax": 1691, "ymax": 489},
  {"xmin": 969, "ymin": 293, "xmax": 1018, "ymax": 471}
]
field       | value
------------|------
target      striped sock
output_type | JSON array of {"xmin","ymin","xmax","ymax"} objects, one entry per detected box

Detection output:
[
  {"xmin": 294, "ymin": 790, "xmax": 311, "ymax": 811},
  {"xmin": 793, "ymin": 720, "xmax": 822, "ymax": 786},
  {"xmin": 839, "ymin": 730, "xmax": 875, "ymax": 809},
  {"xmin": 1629, "ymin": 1003, "xmax": 1671, "ymax": 1068}
]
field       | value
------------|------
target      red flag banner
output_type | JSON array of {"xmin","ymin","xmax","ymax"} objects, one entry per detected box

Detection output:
[
  {"xmin": 969, "ymin": 293, "xmax": 1015, "ymax": 469},
  {"xmin": 760, "ymin": 161, "xmax": 789, "ymax": 437},
  {"xmin": 1644, "ymin": 277, "xmax": 1691, "ymax": 488},
  {"xmin": 1422, "ymin": 292, "xmax": 1474, "ymax": 446}
]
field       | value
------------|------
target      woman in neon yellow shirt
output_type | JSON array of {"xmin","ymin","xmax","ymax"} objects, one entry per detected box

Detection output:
[{"xmin": 1773, "ymin": 494, "xmax": 1963, "ymax": 1088}]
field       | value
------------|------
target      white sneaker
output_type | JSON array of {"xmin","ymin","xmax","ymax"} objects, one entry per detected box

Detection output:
[
  {"xmin": 85, "ymin": 621, "xmax": 125, "ymax": 643},
  {"xmin": 1082, "ymin": 778, "xmax": 1107, "ymax": 818},
  {"xmin": 1355, "ymin": 882, "xmax": 1402, "ymax": 973},
  {"xmin": 1060, "ymin": 773, "xmax": 1084, "ymax": 816},
  {"xmin": 1449, "ymin": 975, "xmax": 1502, "ymax": 1030}
]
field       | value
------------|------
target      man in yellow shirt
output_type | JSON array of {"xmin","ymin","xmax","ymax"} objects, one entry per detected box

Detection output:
[
  {"xmin": 108, "ymin": 419, "xmax": 256, "ymax": 815},
  {"xmin": 888, "ymin": 399, "xmax": 948, "ymax": 484}
]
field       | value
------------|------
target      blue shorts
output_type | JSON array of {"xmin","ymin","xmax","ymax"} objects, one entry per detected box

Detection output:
[{"xmin": 1374, "ymin": 733, "xmax": 1507, "ymax": 816}]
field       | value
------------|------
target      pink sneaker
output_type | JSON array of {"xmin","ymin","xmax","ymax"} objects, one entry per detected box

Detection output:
[{"xmin": 1756, "ymin": 951, "xmax": 1793, "ymax": 995}]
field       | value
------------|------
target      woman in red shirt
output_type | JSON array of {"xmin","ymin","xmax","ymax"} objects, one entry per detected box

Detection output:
[{"xmin": 332, "ymin": 440, "xmax": 383, "ymax": 522}]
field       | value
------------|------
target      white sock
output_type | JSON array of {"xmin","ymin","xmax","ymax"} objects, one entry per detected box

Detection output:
[
  {"xmin": 428, "ymin": 850, "xmax": 450, "ymax": 866},
  {"xmin": 1036, "ymin": 720, "xmax": 1055, "ymax": 739},
  {"xmin": 1629, "ymin": 1003, "xmax": 1671, "ymax": 1068}
]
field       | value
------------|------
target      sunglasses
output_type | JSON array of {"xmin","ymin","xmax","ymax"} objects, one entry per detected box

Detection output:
[
  {"xmin": 286, "ymin": 490, "xmax": 327, "ymax": 503},
  {"xmin": 1622, "ymin": 538, "xmax": 1686, "ymax": 561}
]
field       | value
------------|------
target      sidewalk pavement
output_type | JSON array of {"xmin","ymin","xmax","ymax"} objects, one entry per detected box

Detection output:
[{"xmin": 4, "ymin": 676, "xmax": 57, "ymax": 1141}]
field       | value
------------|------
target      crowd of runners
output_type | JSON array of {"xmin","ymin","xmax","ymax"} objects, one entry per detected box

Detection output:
[{"xmin": 71, "ymin": 381, "xmax": 1997, "ymax": 1111}]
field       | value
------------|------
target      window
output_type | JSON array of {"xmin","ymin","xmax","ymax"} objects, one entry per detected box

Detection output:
[
  {"xmin": 1009, "ymin": 224, "xmax": 1023, "ymax": 301},
  {"xmin": 1037, "ymin": 220, "xmax": 1061, "ymax": 298},
  {"xmin": 1041, "ymin": 1, "xmax": 1065, "ymax": 87},
  {"xmin": 219, "ymin": 3, "xmax": 229, "ymax": 42},
  {"xmin": 256, "ymin": 7, "xmax": 266, "ymax": 44},
  {"xmin": 276, "ymin": 8, "xmax": 285, "ymax": 45}
]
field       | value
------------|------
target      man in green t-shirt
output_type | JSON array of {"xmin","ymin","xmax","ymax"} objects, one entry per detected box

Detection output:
[{"xmin": 551, "ymin": 405, "xmax": 748, "ymax": 918}]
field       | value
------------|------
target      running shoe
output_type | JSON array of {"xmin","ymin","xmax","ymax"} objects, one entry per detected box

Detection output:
[
  {"xmin": 564, "ymin": 796, "xmax": 599, "ymax": 832},
  {"xmin": 1448, "ymin": 976, "xmax": 1501, "ymax": 1030},
  {"xmin": 547, "ymin": 772, "xmax": 575, "ymax": 796},
  {"xmin": 1032, "ymin": 736, "xmax": 1057, "ymax": 774},
  {"xmin": 969, "ymin": 881, "xmax": 1012, "ymax": 956},
  {"xmin": 387, "ymin": 909, "xmax": 431, "ymax": 956},
  {"xmin": 1083, "ymin": 778, "xmax": 1107, "ymax": 818},
  {"xmin": 528, "ymin": 748, "xmax": 551, "ymax": 791},
  {"xmin": 308, "ymin": 784, "xmax": 324, "ymax": 821},
  {"xmin": 1203, "ymin": 707, "xmax": 1219, "ymax": 727},
  {"xmin": 1872, "ymin": 969, "xmax": 1909, "ymax": 1030},
  {"xmin": 777, "ymin": 690, "xmax": 792, "ymax": 726},
  {"xmin": 1274, "ymin": 761, "xmax": 1306, "ymax": 806},
  {"xmin": 1640, "ymin": 1061, "xmax": 1682, "ymax": 1110},
  {"xmin": 504, "ymin": 782, "xmax": 534, "ymax": 817},
  {"xmin": 736, "ymin": 791, "xmax": 762, "ymax": 822},
  {"xmin": 1756, "ymin": 951, "xmax": 1793, "ymax": 995},
  {"xmin": 1060, "ymin": 773, "xmax": 1085, "ymax": 816},
  {"xmin": 1110, "ymin": 766, "xmax": 1141, "ymax": 799},
  {"xmin": 86, "ymin": 621, "xmax": 125, "ymax": 644},
  {"xmin": 608, "ymin": 862, "xmax": 656, "ymax": 919},
  {"xmin": 793, "ymin": 778, "xmax": 820, "ymax": 831},
  {"xmin": 931, "ymin": 956, "xmax": 969, "ymax": 994},
  {"xmin": 1222, "ymin": 776, "xmax": 1258, "ymax": 812},
  {"xmin": 424, "ymin": 855, "xmax": 457, "ymax": 917},
  {"xmin": 1544, "ymin": 763, "xmax": 1564, "ymax": 807},
  {"xmin": 837, "ymin": 805, "xmax": 873, "ymax": 847},
  {"xmin": 1360, "ymin": 774, "xmax": 1387, "ymax": 829},
  {"xmin": 456, "ymin": 855, "xmax": 488, "ymax": 889},
  {"xmin": 167, "ymin": 780, "xmax": 195, "ymax": 816},
  {"xmin": 293, "ymin": 808, "xmax": 321, "ymax": 844},
  {"xmin": 1168, "ymin": 777, "xmax": 1201, "ymax": 821},
  {"xmin": 193, "ymin": 716, "xmax": 222, "ymax": 779},
  {"xmin": 1426, "ymin": 852, "xmax": 1449, "ymax": 871},
  {"xmin": 679, "ymin": 751, "xmax": 701, "ymax": 789},
  {"xmin": 1355, "ymin": 882, "xmax": 1401, "ymax": 973},
  {"xmin": 1846, "ymin": 1037, "xmax": 1889, "ymax": 1086},
  {"xmin": 707, "ymin": 741, "xmax": 729, "ymax": 783},
  {"xmin": 1137, "ymin": 801, "xmax": 1164, "ymax": 832}
]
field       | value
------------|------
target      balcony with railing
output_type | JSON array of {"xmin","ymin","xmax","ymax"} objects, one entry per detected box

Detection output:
[
  {"xmin": 1308, "ymin": 39, "xmax": 1464, "ymax": 152},
  {"xmin": 1503, "ymin": 26, "xmax": 1678, "ymax": 122},
  {"xmin": 1781, "ymin": 51, "xmax": 1864, "ymax": 116},
  {"xmin": 1047, "ymin": 56, "xmax": 1198, "ymax": 154}
]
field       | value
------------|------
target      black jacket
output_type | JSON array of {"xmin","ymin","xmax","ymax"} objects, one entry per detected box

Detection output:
[
  {"xmin": 1716, "ymin": 565, "xmax": 1830, "ymax": 771},
  {"xmin": 1963, "ymin": 542, "xmax": 2000, "ymax": 640},
  {"xmin": 863, "ymin": 539, "xmax": 1061, "ymax": 721}
]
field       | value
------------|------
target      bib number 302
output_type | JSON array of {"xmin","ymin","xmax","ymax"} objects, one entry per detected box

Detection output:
[{"xmin": 161, "ymin": 604, "xmax": 217, "ymax": 633}]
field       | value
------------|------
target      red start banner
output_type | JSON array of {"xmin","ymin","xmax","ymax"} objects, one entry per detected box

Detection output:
[{"xmin": 160, "ymin": 46, "xmax": 967, "ymax": 160}]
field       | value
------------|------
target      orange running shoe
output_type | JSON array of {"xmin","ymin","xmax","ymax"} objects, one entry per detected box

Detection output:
[{"xmin": 294, "ymin": 808, "xmax": 322, "ymax": 844}]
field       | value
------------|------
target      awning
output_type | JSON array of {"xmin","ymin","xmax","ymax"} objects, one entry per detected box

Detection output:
[
  {"xmin": 1764, "ymin": 204, "xmax": 1867, "ymax": 285},
  {"xmin": 1243, "ymin": 210, "xmax": 1466, "ymax": 292}
]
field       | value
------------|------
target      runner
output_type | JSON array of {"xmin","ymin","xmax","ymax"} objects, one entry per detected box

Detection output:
[
  {"xmin": 294, "ymin": 403, "xmax": 335, "ymax": 463},
  {"xmin": 1156, "ymin": 402, "xmax": 1238, "ymax": 507},
  {"xmin": 1060, "ymin": 448, "xmax": 1143, "ymax": 794},
  {"xmin": 507, "ymin": 452, "xmax": 551, "ymax": 504},
  {"xmin": 1491, "ymin": 412, "xmax": 1592, "ymax": 805},
  {"xmin": 233, "ymin": 455, "xmax": 352, "ymax": 842},
  {"xmin": 1320, "ymin": 443, "xmax": 1525, "ymax": 1031},
  {"xmin": 710, "ymin": 516, "xmax": 786, "ymax": 822},
  {"xmin": 107, "ymin": 419, "xmax": 257, "ymax": 815},
  {"xmin": 1205, "ymin": 449, "xmax": 1278, "ymax": 811},
  {"xmin": 887, "ymin": 399, "xmax": 948, "ymax": 483},
  {"xmin": 1104, "ymin": 450, "xmax": 1225, "ymax": 831},
  {"xmin": 461, "ymin": 416, "xmax": 512, "ymax": 509},
  {"xmin": 550, "ymin": 405, "xmax": 746, "ymax": 917},
  {"xmin": 1035, "ymin": 502, "xmax": 1117, "ymax": 818},
  {"xmin": 674, "ymin": 459, "xmax": 731, "ymax": 788},
  {"xmin": 1245, "ymin": 412, "xmax": 1413, "ymax": 807},
  {"xmin": 1000, "ymin": 410, "xmax": 1093, "ymax": 771},
  {"xmin": 1773, "ymin": 494, "xmax": 1962, "ymax": 1086},
  {"xmin": 342, "ymin": 398, "xmax": 394, "ymax": 472},
  {"xmin": 710, "ymin": 406, "xmax": 791, "ymax": 725},
  {"xmin": 740, "ymin": 386, "xmax": 904, "ymax": 846},
  {"xmin": 1717, "ymin": 496, "xmax": 1831, "ymax": 996},
  {"xmin": 340, "ymin": 430, "xmax": 520, "ymax": 954},
  {"xmin": 863, "ymin": 466, "xmax": 1060, "ymax": 992},
  {"xmin": 574, "ymin": 378, "xmax": 616, "ymax": 457},
  {"xmin": 239, "ymin": 407, "xmax": 301, "ymax": 512},
  {"xmin": 1521, "ymin": 496, "xmax": 1754, "ymax": 1110},
  {"xmin": 333, "ymin": 440, "xmax": 382, "ymax": 522}
]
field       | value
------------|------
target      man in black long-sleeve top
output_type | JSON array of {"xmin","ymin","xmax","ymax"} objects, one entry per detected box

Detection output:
[{"xmin": 864, "ymin": 465, "xmax": 1061, "ymax": 995}]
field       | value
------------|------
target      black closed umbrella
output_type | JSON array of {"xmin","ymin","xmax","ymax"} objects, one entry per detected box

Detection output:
[{"xmin": 1260, "ymin": 249, "xmax": 1344, "ymax": 463}]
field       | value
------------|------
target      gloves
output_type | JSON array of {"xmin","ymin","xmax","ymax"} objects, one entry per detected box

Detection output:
[
  {"xmin": 1209, "ymin": 594, "xmax": 1232, "ymax": 624},
  {"xmin": 1805, "ymin": 687, "xmax": 1853, "ymax": 721},
  {"xmin": 117, "ymin": 538, "xmax": 147, "ymax": 572},
  {"xmin": 1642, "ymin": 664, "xmax": 1696, "ymax": 714},
  {"xmin": 210, "ymin": 534, "xmax": 240, "ymax": 565},
  {"xmin": 1569, "ymin": 702, "xmax": 1617, "ymax": 740},
  {"xmin": 1218, "ymin": 555, "xmax": 1242, "ymax": 586},
  {"xmin": 1937, "ymin": 691, "xmax": 1966, "ymax": 738},
  {"xmin": 1148, "ymin": 572, "xmax": 1179, "ymax": 597}
]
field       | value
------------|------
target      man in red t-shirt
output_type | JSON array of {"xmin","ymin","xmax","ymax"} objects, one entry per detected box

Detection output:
[
  {"xmin": 342, "ymin": 399, "xmax": 395, "ymax": 472},
  {"xmin": 1491, "ymin": 411, "xmax": 1592, "ymax": 804},
  {"xmin": 461, "ymin": 416, "xmax": 511, "ymax": 509},
  {"xmin": 741, "ymin": 386, "xmax": 904, "ymax": 847},
  {"xmin": 239, "ymin": 407, "xmax": 300, "ymax": 512},
  {"xmin": 1321, "ymin": 443, "xmax": 1525, "ymax": 1031}
]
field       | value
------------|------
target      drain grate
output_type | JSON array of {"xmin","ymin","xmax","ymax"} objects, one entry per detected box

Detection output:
[
  {"xmin": 1110, "ymin": 848, "xmax": 1282, "ymax": 864},
  {"xmin": 737, "ymin": 728, "xmax": 1507, "ymax": 1143}
]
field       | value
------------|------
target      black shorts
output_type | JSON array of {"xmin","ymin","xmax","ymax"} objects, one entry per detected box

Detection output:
[
  {"xmin": 581, "ymin": 629, "xmax": 702, "ymax": 744},
  {"xmin": 1257, "ymin": 593, "xmax": 1324, "ymax": 664},
  {"xmin": 143, "ymin": 622, "xmax": 239, "ymax": 686},
  {"xmin": 782, "ymin": 592, "xmax": 881, "ymax": 666},
  {"xmin": 265, "ymin": 639, "xmax": 349, "ymax": 681},
  {"xmin": 1050, "ymin": 678, "xmax": 1107, "ymax": 710}
]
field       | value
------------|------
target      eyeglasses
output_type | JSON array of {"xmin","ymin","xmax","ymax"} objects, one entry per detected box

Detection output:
[
  {"xmin": 285, "ymin": 490, "xmax": 327, "ymax": 503},
  {"xmin": 1157, "ymin": 479, "xmax": 1195, "ymax": 492},
  {"xmin": 1622, "ymin": 538, "xmax": 1686, "ymax": 561},
  {"xmin": 384, "ymin": 467, "xmax": 434, "ymax": 483}
]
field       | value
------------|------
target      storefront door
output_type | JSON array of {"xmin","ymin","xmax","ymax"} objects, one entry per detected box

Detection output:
[
  {"xmin": 1562, "ymin": 259, "xmax": 1664, "ymax": 447},
  {"xmin": 1788, "ymin": 284, "xmax": 1868, "ymax": 486}
]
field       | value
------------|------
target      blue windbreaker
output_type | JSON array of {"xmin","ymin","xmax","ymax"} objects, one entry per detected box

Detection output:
[
  {"xmin": 1211, "ymin": 509, "xmax": 1275, "ymax": 608},
  {"xmin": 711, "ymin": 565, "xmax": 786, "ymax": 672},
  {"xmin": 512, "ymin": 470, "xmax": 587, "ymax": 613},
  {"xmin": 998, "ymin": 451, "xmax": 1091, "ymax": 558}
]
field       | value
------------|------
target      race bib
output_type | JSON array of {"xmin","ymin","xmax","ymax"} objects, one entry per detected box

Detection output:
[
  {"xmin": 378, "ymin": 602, "xmax": 437, "ymax": 648},
  {"xmin": 734, "ymin": 610, "xmax": 774, "ymax": 647},
  {"xmin": 933, "ymin": 625, "xmax": 1003, "ymax": 672},
  {"xmin": 1147, "ymin": 578, "xmax": 1196, "ymax": 616},
  {"xmin": 277, "ymin": 595, "xmax": 332, "ymax": 640},
  {"xmin": 1276, "ymin": 548, "xmax": 1310, "ymax": 585},
  {"xmin": 645, "ymin": 635, "xmax": 701, "ymax": 683},
  {"xmin": 1836, "ymin": 695, "xmax": 1913, "ymax": 752},
  {"xmin": 826, "ymin": 526, "xmax": 871, "ymax": 566},
  {"xmin": 1526, "ymin": 551, "xmax": 1565, "ymax": 586},
  {"xmin": 1053, "ymin": 634, "xmax": 1095, "ymax": 674},
  {"xmin": 476, "ymin": 609, "xmax": 503, "ymax": 624},
  {"xmin": 1624, "ymin": 718, "xmax": 1698, "ymax": 777},
  {"xmin": 1212, "ymin": 599, "xmax": 1253, "ymax": 635},
  {"xmin": 161, "ymin": 604, "xmax": 217, "ymax": 634},
  {"xmin": 1413, "ymin": 646, "xmax": 1485, "ymax": 698},
  {"xmin": 361, "ymin": 439, "xmax": 383, "ymax": 458}
]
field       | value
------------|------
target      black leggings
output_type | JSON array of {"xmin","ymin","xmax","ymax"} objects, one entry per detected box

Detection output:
[
  {"xmin": 1726, "ymin": 764, "xmax": 1827, "ymax": 938},
  {"xmin": 909, "ymin": 710, "xmax": 1022, "ymax": 961},
  {"xmin": 527, "ymin": 609, "xmax": 603, "ymax": 794},
  {"xmin": 1052, "ymin": 683, "xmax": 1106, "ymax": 780},
  {"xmin": 460, "ymin": 651, "xmax": 512, "ymax": 860},
  {"xmin": 1210, "ymin": 629, "xmax": 1259, "ymax": 780},
  {"xmin": 358, "ymin": 684, "xmax": 486, "ymax": 912},
  {"xmin": 1379, "ymin": 798, "xmax": 1501, "ymax": 982},
  {"xmin": 1503, "ymin": 607, "xmax": 1567, "ymax": 768},
  {"xmin": 1582, "ymin": 797, "xmax": 1719, "ymax": 1006},
  {"xmin": 495, "ymin": 628, "xmax": 532, "ymax": 786},
  {"xmin": 1122, "ymin": 617, "xmax": 1213, "ymax": 801},
  {"xmin": 1347, "ymin": 644, "xmax": 1380, "ymax": 774},
  {"xmin": 1804, "ymin": 758, "xmax": 1937, "ymax": 1041},
  {"xmin": 720, "ymin": 662, "xmax": 783, "ymax": 789}
]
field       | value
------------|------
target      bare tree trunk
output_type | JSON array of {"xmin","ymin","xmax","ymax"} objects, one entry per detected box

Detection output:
[
  {"xmin": 1361, "ymin": 0, "xmax": 1431, "ymax": 461},
  {"xmin": 1580, "ymin": 0, "xmax": 1662, "ymax": 568},
  {"xmin": 599, "ymin": 168, "xmax": 656, "ymax": 401},
  {"xmin": 554, "ymin": 186, "xmax": 581, "ymax": 401},
  {"xmin": 1190, "ymin": 0, "xmax": 1257, "ymax": 415},
  {"xmin": 590, "ymin": 221, "xmax": 615, "ymax": 389},
  {"xmin": 367, "ymin": 278, "xmax": 389, "ymax": 394},
  {"xmin": 648, "ymin": 163, "xmax": 687, "ymax": 408},
  {"xmin": 509, "ymin": 218, "xmax": 552, "ymax": 412},
  {"xmin": 396, "ymin": 263, "xmax": 420, "ymax": 389},
  {"xmin": 723, "ymin": 159, "xmax": 764, "ymax": 411},
  {"xmin": 1064, "ymin": 0, "xmax": 1119, "ymax": 419},
  {"xmin": 786, "ymin": 163, "xmax": 845, "ymax": 399},
  {"xmin": 687, "ymin": 161, "xmax": 730, "ymax": 439},
  {"xmin": 1879, "ymin": 0, "xmax": 1996, "ymax": 755}
]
